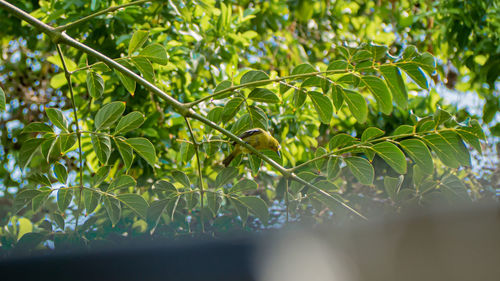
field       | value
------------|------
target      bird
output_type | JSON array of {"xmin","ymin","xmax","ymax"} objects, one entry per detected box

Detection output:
[{"xmin": 223, "ymin": 128, "xmax": 280, "ymax": 167}]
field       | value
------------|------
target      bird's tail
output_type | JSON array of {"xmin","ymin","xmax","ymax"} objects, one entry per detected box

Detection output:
[{"xmin": 223, "ymin": 150, "xmax": 237, "ymax": 167}]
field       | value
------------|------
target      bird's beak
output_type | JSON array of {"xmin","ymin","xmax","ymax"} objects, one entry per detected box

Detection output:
[{"xmin": 277, "ymin": 147, "xmax": 281, "ymax": 158}]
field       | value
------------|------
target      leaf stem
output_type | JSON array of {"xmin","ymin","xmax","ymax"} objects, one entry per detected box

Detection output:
[
  {"xmin": 56, "ymin": 44, "xmax": 85, "ymax": 232},
  {"xmin": 54, "ymin": 0, "xmax": 151, "ymax": 32},
  {"xmin": 185, "ymin": 70, "xmax": 349, "ymax": 108},
  {"xmin": 184, "ymin": 117, "xmax": 205, "ymax": 233}
]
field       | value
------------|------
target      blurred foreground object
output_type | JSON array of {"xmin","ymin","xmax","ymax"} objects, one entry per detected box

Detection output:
[{"xmin": 1, "ymin": 204, "xmax": 499, "ymax": 281}]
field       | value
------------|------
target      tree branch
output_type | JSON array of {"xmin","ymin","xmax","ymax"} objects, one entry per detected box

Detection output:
[{"xmin": 54, "ymin": 0, "xmax": 151, "ymax": 32}]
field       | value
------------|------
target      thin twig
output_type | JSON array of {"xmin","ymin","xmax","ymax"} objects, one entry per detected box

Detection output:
[
  {"xmin": 184, "ymin": 117, "xmax": 205, "ymax": 233},
  {"xmin": 56, "ymin": 44, "xmax": 84, "ymax": 232},
  {"xmin": 54, "ymin": 0, "xmax": 151, "ymax": 31}
]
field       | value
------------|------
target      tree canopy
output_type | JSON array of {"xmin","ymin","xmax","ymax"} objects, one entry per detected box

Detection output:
[{"xmin": 0, "ymin": 0, "xmax": 497, "ymax": 253}]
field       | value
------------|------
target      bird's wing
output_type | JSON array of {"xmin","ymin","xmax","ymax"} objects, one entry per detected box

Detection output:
[{"xmin": 232, "ymin": 128, "xmax": 263, "ymax": 145}]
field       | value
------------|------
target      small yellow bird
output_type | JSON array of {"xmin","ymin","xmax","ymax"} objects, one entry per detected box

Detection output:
[{"xmin": 223, "ymin": 128, "xmax": 281, "ymax": 167}]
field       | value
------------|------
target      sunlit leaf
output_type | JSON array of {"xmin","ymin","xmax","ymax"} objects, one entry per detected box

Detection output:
[
  {"xmin": 126, "ymin": 137, "xmax": 156, "ymax": 167},
  {"xmin": 371, "ymin": 142, "xmax": 407, "ymax": 174},
  {"xmin": 86, "ymin": 71, "xmax": 104, "ymax": 99},
  {"xmin": 94, "ymin": 101, "xmax": 126, "ymax": 131},
  {"xmin": 345, "ymin": 157, "xmax": 374, "ymax": 185},
  {"xmin": 139, "ymin": 43, "xmax": 168, "ymax": 65}
]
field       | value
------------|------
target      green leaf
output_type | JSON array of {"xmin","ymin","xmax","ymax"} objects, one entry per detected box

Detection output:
[
  {"xmin": 214, "ymin": 80, "xmax": 232, "ymax": 99},
  {"xmin": 154, "ymin": 180, "xmax": 178, "ymax": 194},
  {"xmin": 379, "ymin": 65, "xmax": 408, "ymax": 109},
  {"xmin": 313, "ymin": 180, "xmax": 339, "ymax": 192},
  {"xmin": 342, "ymin": 89, "xmax": 368, "ymax": 123},
  {"xmin": 361, "ymin": 76, "xmax": 393, "ymax": 114},
  {"xmin": 262, "ymin": 149, "xmax": 283, "ymax": 166},
  {"xmin": 229, "ymin": 197, "xmax": 248, "ymax": 224},
  {"xmin": 53, "ymin": 163, "xmax": 67, "ymax": 184},
  {"xmin": 14, "ymin": 189, "xmax": 41, "ymax": 214},
  {"xmin": 94, "ymin": 101, "xmax": 126, "ymax": 131},
  {"xmin": 290, "ymin": 172, "xmax": 317, "ymax": 194},
  {"xmin": 293, "ymin": 89, "xmax": 307, "ymax": 108},
  {"xmin": 115, "ymin": 137, "xmax": 134, "ymax": 170},
  {"xmin": 370, "ymin": 43, "xmax": 388, "ymax": 60},
  {"xmin": 131, "ymin": 56, "xmax": 155, "ymax": 82},
  {"xmin": 57, "ymin": 189, "xmax": 72, "ymax": 212},
  {"xmin": 126, "ymin": 137, "xmax": 156, "ymax": 167},
  {"xmin": 328, "ymin": 133, "xmax": 357, "ymax": 150},
  {"xmin": 440, "ymin": 174, "xmax": 469, "ymax": 201},
  {"xmin": 398, "ymin": 63, "xmax": 428, "ymax": 89},
  {"xmin": 327, "ymin": 157, "xmax": 341, "ymax": 180},
  {"xmin": 345, "ymin": 157, "xmax": 374, "ymax": 185},
  {"xmin": 371, "ymin": 142, "xmax": 407, "ymax": 174},
  {"xmin": 46, "ymin": 108, "xmax": 68, "ymax": 133},
  {"xmin": 215, "ymin": 167, "xmax": 238, "ymax": 188},
  {"xmin": 399, "ymin": 139, "xmax": 434, "ymax": 174},
  {"xmin": 117, "ymin": 194, "xmax": 149, "ymax": 219},
  {"xmin": 17, "ymin": 232, "xmax": 46, "ymax": 250},
  {"xmin": 440, "ymin": 131, "xmax": 470, "ymax": 167},
  {"xmin": 413, "ymin": 52, "xmax": 436, "ymax": 75},
  {"xmin": 230, "ymin": 179, "xmax": 258, "ymax": 193},
  {"xmin": 147, "ymin": 198, "xmax": 170, "ymax": 231},
  {"xmin": 0, "ymin": 86, "xmax": 5, "ymax": 111},
  {"xmin": 384, "ymin": 175, "xmax": 404, "ymax": 201},
  {"xmin": 222, "ymin": 97, "xmax": 244, "ymax": 122},
  {"xmin": 32, "ymin": 191, "xmax": 50, "ymax": 212},
  {"xmin": 207, "ymin": 107, "xmax": 224, "ymax": 125},
  {"xmin": 114, "ymin": 68, "xmax": 136, "ymax": 95},
  {"xmin": 351, "ymin": 50, "xmax": 372, "ymax": 62},
  {"xmin": 240, "ymin": 70, "xmax": 269, "ymax": 85},
  {"xmin": 308, "ymin": 91, "xmax": 333, "ymax": 124},
  {"xmin": 327, "ymin": 60, "xmax": 349, "ymax": 72},
  {"xmin": 52, "ymin": 213, "xmax": 65, "ymax": 230},
  {"xmin": 172, "ymin": 170, "xmax": 190, "ymax": 188},
  {"xmin": 248, "ymin": 88, "xmax": 280, "ymax": 103},
  {"xmin": 237, "ymin": 196, "xmax": 269, "ymax": 225},
  {"xmin": 402, "ymin": 45, "xmax": 418, "ymax": 60},
  {"xmin": 455, "ymin": 127, "xmax": 482, "ymax": 154},
  {"xmin": 206, "ymin": 191, "xmax": 223, "ymax": 216},
  {"xmin": 361, "ymin": 127, "xmax": 385, "ymax": 142},
  {"xmin": 114, "ymin": 111, "xmax": 145, "ymax": 135},
  {"xmin": 248, "ymin": 106, "xmax": 268, "ymax": 129},
  {"xmin": 314, "ymin": 147, "xmax": 328, "ymax": 170},
  {"xmin": 27, "ymin": 173, "xmax": 52, "ymax": 187},
  {"xmin": 433, "ymin": 108, "xmax": 452, "ymax": 127},
  {"xmin": 128, "ymin": 30, "xmax": 149, "ymax": 55},
  {"xmin": 331, "ymin": 85, "xmax": 344, "ymax": 111},
  {"xmin": 19, "ymin": 138, "xmax": 44, "ymax": 169},
  {"xmin": 109, "ymin": 175, "xmax": 136, "ymax": 191},
  {"xmin": 291, "ymin": 63, "xmax": 316, "ymax": 75},
  {"xmin": 84, "ymin": 189, "xmax": 101, "ymax": 215},
  {"xmin": 248, "ymin": 154, "xmax": 261, "ymax": 176},
  {"xmin": 86, "ymin": 72, "xmax": 104, "ymax": 99},
  {"xmin": 139, "ymin": 43, "xmax": 168, "ymax": 65},
  {"xmin": 337, "ymin": 74, "xmax": 360, "ymax": 86},
  {"xmin": 60, "ymin": 133, "xmax": 77, "ymax": 152},
  {"xmin": 301, "ymin": 76, "xmax": 322, "ymax": 88},
  {"xmin": 92, "ymin": 166, "xmax": 110, "ymax": 188},
  {"xmin": 103, "ymin": 195, "xmax": 121, "ymax": 226},
  {"xmin": 393, "ymin": 125, "xmax": 414, "ymax": 135},
  {"xmin": 423, "ymin": 132, "xmax": 470, "ymax": 168},
  {"xmin": 22, "ymin": 122, "xmax": 53, "ymax": 134},
  {"xmin": 279, "ymin": 82, "xmax": 293, "ymax": 95},
  {"xmin": 91, "ymin": 134, "xmax": 111, "ymax": 164}
]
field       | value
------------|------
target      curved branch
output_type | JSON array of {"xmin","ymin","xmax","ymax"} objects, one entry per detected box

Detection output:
[
  {"xmin": 185, "ymin": 69, "xmax": 350, "ymax": 108},
  {"xmin": 54, "ymin": 0, "xmax": 151, "ymax": 32}
]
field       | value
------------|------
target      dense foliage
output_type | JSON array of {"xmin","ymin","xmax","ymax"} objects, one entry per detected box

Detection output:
[{"xmin": 0, "ymin": 0, "xmax": 497, "ymax": 253}]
